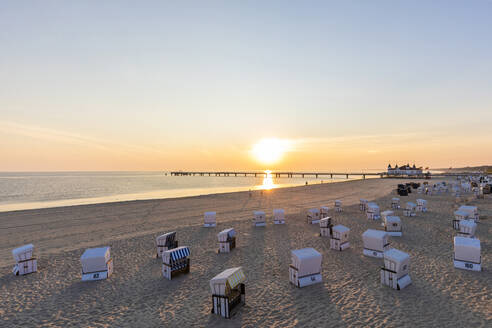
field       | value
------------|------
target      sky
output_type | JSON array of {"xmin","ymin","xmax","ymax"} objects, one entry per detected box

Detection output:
[{"xmin": 1, "ymin": 1, "xmax": 491, "ymax": 171}]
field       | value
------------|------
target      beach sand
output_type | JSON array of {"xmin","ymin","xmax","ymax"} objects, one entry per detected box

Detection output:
[{"xmin": 0, "ymin": 178, "xmax": 490, "ymax": 327}]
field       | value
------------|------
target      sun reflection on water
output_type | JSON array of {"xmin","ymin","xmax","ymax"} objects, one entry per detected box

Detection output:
[{"xmin": 259, "ymin": 170, "xmax": 276, "ymax": 190}]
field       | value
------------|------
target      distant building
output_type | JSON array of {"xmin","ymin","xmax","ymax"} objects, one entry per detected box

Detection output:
[{"xmin": 387, "ymin": 163, "xmax": 423, "ymax": 176}]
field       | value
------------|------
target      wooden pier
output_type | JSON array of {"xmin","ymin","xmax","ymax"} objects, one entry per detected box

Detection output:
[
  {"xmin": 169, "ymin": 171, "xmax": 483, "ymax": 179},
  {"xmin": 170, "ymin": 171, "xmax": 385, "ymax": 179}
]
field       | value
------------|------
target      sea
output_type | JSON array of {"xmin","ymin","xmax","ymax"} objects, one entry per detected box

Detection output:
[{"xmin": 0, "ymin": 171, "xmax": 380, "ymax": 212}]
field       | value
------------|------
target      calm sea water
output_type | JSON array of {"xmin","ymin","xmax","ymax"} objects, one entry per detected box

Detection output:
[{"xmin": 0, "ymin": 171, "xmax": 377, "ymax": 212}]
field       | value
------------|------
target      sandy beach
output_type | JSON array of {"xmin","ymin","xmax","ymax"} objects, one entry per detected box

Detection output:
[{"xmin": 1, "ymin": 178, "xmax": 490, "ymax": 327}]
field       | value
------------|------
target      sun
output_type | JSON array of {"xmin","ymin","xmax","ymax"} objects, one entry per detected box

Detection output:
[{"xmin": 252, "ymin": 138, "xmax": 290, "ymax": 165}]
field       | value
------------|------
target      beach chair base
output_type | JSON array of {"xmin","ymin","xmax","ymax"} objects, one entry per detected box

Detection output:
[
  {"xmin": 335, "ymin": 208, "xmax": 342, "ymax": 212},
  {"xmin": 359, "ymin": 204, "xmax": 366, "ymax": 211},
  {"xmin": 391, "ymin": 205, "xmax": 401, "ymax": 209},
  {"xmin": 204, "ymin": 223, "xmax": 216, "ymax": 228},
  {"xmin": 13, "ymin": 259, "xmax": 37, "ymax": 276},
  {"xmin": 218, "ymin": 240, "xmax": 236, "ymax": 253},
  {"xmin": 320, "ymin": 227, "xmax": 332, "ymax": 237},
  {"xmin": 308, "ymin": 219, "xmax": 320, "ymax": 225},
  {"xmin": 162, "ymin": 259, "xmax": 190, "ymax": 280},
  {"xmin": 253, "ymin": 222, "xmax": 266, "ymax": 227},
  {"xmin": 212, "ymin": 284, "xmax": 245, "ymax": 318},
  {"xmin": 82, "ymin": 259, "xmax": 113, "ymax": 281},
  {"xmin": 416, "ymin": 207, "xmax": 427, "ymax": 212},
  {"xmin": 289, "ymin": 266, "xmax": 322, "ymax": 288},
  {"xmin": 380, "ymin": 269, "xmax": 411, "ymax": 290},
  {"xmin": 387, "ymin": 231, "xmax": 402, "ymax": 237},
  {"xmin": 363, "ymin": 248, "xmax": 384, "ymax": 258},
  {"xmin": 453, "ymin": 259, "xmax": 481, "ymax": 272},
  {"xmin": 330, "ymin": 239, "xmax": 350, "ymax": 251},
  {"xmin": 274, "ymin": 219, "xmax": 285, "ymax": 224}
]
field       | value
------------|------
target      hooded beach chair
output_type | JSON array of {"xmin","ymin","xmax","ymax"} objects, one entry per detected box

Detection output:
[
  {"xmin": 366, "ymin": 202, "xmax": 381, "ymax": 220},
  {"xmin": 380, "ymin": 248, "xmax": 411, "ymax": 290},
  {"xmin": 319, "ymin": 217, "xmax": 333, "ymax": 237},
  {"xmin": 454, "ymin": 237, "xmax": 481, "ymax": 271},
  {"xmin": 273, "ymin": 209, "xmax": 285, "ymax": 224},
  {"xmin": 289, "ymin": 248, "xmax": 322, "ymax": 287},
  {"xmin": 391, "ymin": 197, "xmax": 400, "ymax": 209},
  {"xmin": 457, "ymin": 219, "xmax": 476, "ymax": 238},
  {"xmin": 403, "ymin": 202, "xmax": 416, "ymax": 217},
  {"xmin": 162, "ymin": 246, "xmax": 190, "ymax": 280},
  {"xmin": 12, "ymin": 244, "xmax": 37, "ymax": 276},
  {"xmin": 204, "ymin": 211, "xmax": 217, "ymax": 227},
  {"xmin": 307, "ymin": 208, "xmax": 320, "ymax": 224},
  {"xmin": 334, "ymin": 200, "xmax": 342, "ymax": 212},
  {"xmin": 362, "ymin": 229, "xmax": 391, "ymax": 258},
  {"xmin": 384, "ymin": 216, "xmax": 402, "ymax": 236},
  {"xmin": 253, "ymin": 211, "xmax": 266, "ymax": 226},
  {"xmin": 330, "ymin": 225, "xmax": 350, "ymax": 251},
  {"xmin": 218, "ymin": 228, "xmax": 236, "ymax": 253},
  {"xmin": 210, "ymin": 267, "xmax": 246, "ymax": 318},
  {"xmin": 360, "ymin": 199, "xmax": 368, "ymax": 211},
  {"xmin": 320, "ymin": 206, "xmax": 330, "ymax": 218},
  {"xmin": 80, "ymin": 247, "xmax": 113, "ymax": 281}
]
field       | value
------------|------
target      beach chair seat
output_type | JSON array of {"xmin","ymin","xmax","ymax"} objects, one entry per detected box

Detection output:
[
  {"xmin": 289, "ymin": 248, "xmax": 322, "ymax": 287},
  {"xmin": 454, "ymin": 237, "xmax": 481, "ymax": 271},
  {"xmin": 210, "ymin": 267, "xmax": 246, "ymax": 318},
  {"xmin": 381, "ymin": 248, "xmax": 411, "ymax": 290},
  {"xmin": 156, "ymin": 231, "xmax": 178, "ymax": 258},
  {"xmin": 80, "ymin": 247, "xmax": 113, "ymax": 281},
  {"xmin": 162, "ymin": 246, "xmax": 190, "ymax": 280}
]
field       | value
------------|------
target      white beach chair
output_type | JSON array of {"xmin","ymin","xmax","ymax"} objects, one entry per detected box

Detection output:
[
  {"xmin": 204, "ymin": 211, "xmax": 217, "ymax": 227},
  {"xmin": 384, "ymin": 216, "xmax": 402, "ymax": 236},
  {"xmin": 458, "ymin": 205, "xmax": 479, "ymax": 222},
  {"xmin": 403, "ymin": 202, "xmax": 416, "ymax": 217},
  {"xmin": 253, "ymin": 211, "xmax": 266, "ymax": 226},
  {"xmin": 12, "ymin": 244, "xmax": 37, "ymax": 276},
  {"xmin": 362, "ymin": 229, "xmax": 391, "ymax": 258},
  {"xmin": 454, "ymin": 237, "xmax": 481, "ymax": 271},
  {"xmin": 289, "ymin": 248, "xmax": 322, "ymax": 287},
  {"xmin": 210, "ymin": 267, "xmax": 246, "ymax": 318},
  {"xmin": 320, "ymin": 206, "xmax": 330, "ymax": 218},
  {"xmin": 307, "ymin": 208, "xmax": 320, "ymax": 224},
  {"xmin": 319, "ymin": 217, "xmax": 333, "ymax": 237},
  {"xmin": 366, "ymin": 202, "xmax": 381, "ymax": 220},
  {"xmin": 218, "ymin": 228, "xmax": 236, "ymax": 253},
  {"xmin": 162, "ymin": 246, "xmax": 190, "ymax": 280},
  {"xmin": 156, "ymin": 231, "xmax": 178, "ymax": 258},
  {"xmin": 80, "ymin": 247, "xmax": 113, "ymax": 281},
  {"xmin": 330, "ymin": 225, "xmax": 350, "ymax": 251},
  {"xmin": 416, "ymin": 199, "xmax": 427, "ymax": 212},
  {"xmin": 360, "ymin": 199, "xmax": 368, "ymax": 211},
  {"xmin": 381, "ymin": 248, "xmax": 411, "ymax": 290},
  {"xmin": 457, "ymin": 219, "xmax": 476, "ymax": 238},
  {"xmin": 273, "ymin": 209, "xmax": 285, "ymax": 224},
  {"xmin": 334, "ymin": 200, "xmax": 342, "ymax": 212},
  {"xmin": 380, "ymin": 210, "xmax": 394, "ymax": 226},
  {"xmin": 391, "ymin": 197, "xmax": 400, "ymax": 209}
]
